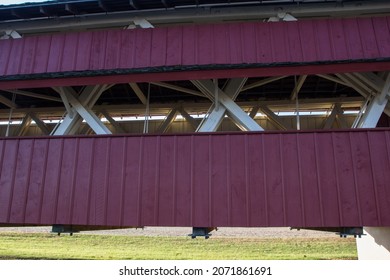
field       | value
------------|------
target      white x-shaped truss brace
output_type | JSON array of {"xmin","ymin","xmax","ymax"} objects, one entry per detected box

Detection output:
[
  {"xmin": 348, "ymin": 73, "xmax": 390, "ymax": 128},
  {"xmin": 52, "ymin": 85, "xmax": 113, "ymax": 135},
  {"xmin": 323, "ymin": 103, "xmax": 348, "ymax": 129},
  {"xmin": 191, "ymin": 79, "xmax": 264, "ymax": 132},
  {"xmin": 15, "ymin": 112, "xmax": 51, "ymax": 136},
  {"xmin": 0, "ymin": 30, "xmax": 22, "ymax": 40}
]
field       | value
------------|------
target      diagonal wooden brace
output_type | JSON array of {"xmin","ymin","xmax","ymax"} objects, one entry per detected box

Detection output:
[{"xmin": 192, "ymin": 79, "xmax": 264, "ymax": 132}]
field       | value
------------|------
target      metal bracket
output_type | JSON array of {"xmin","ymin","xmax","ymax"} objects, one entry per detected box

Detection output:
[
  {"xmin": 338, "ymin": 227, "xmax": 364, "ymax": 238},
  {"xmin": 51, "ymin": 225, "xmax": 80, "ymax": 236},
  {"xmin": 291, "ymin": 227, "xmax": 365, "ymax": 238},
  {"xmin": 268, "ymin": 11, "xmax": 297, "ymax": 22},
  {"xmin": 134, "ymin": 19, "xmax": 154, "ymax": 28},
  {"xmin": 188, "ymin": 227, "xmax": 216, "ymax": 239},
  {"xmin": 126, "ymin": 19, "xmax": 154, "ymax": 29}
]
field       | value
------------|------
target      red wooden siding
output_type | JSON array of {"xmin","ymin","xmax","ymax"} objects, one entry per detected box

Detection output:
[
  {"xmin": 1, "ymin": 129, "xmax": 390, "ymax": 228},
  {"xmin": 1, "ymin": 17, "xmax": 390, "ymax": 89}
]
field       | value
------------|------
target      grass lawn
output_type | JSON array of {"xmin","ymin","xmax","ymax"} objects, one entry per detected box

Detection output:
[{"xmin": 0, "ymin": 232, "xmax": 357, "ymax": 260}]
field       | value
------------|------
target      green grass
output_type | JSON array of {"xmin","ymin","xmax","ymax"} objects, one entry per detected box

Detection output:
[{"xmin": 0, "ymin": 233, "xmax": 357, "ymax": 260}]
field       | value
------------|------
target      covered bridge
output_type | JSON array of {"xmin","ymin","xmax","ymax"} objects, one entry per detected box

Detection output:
[{"xmin": 1, "ymin": 0, "xmax": 390, "ymax": 259}]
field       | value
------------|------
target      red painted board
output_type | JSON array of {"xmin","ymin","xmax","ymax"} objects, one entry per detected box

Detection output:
[
  {"xmin": 1, "ymin": 129, "xmax": 390, "ymax": 228},
  {"xmin": 1, "ymin": 17, "xmax": 390, "ymax": 90}
]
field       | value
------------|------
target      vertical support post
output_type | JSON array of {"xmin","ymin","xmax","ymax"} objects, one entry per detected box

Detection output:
[
  {"xmin": 143, "ymin": 83, "xmax": 151, "ymax": 134},
  {"xmin": 357, "ymin": 74, "xmax": 390, "ymax": 128},
  {"xmin": 357, "ymin": 228, "xmax": 390, "ymax": 260},
  {"xmin": 296, "ymin": 93, "xmax": 300, "ymax": 130},
  {"xmin": 214, "ymin": 78, "xmax": 219, "ymax": 111},
  {"xmin": 5, "ymin": 93, "xmax": 16, "ymax": 137},
  {"xmin": 354, "ymin": 72, "xmax": 390, "ymax": 260}
]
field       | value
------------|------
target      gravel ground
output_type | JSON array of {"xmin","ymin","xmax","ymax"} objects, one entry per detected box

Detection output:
[{"xmin": 0, "ymin": 226, "xmax": 337, "ymax": 238}]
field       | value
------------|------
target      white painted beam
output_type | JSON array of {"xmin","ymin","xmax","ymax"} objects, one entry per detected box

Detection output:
[
  {"xmin": 358, "ymin": 74, "xmax": 390, "ymax": 128},
  {"xmin": 316, "ymin": 74, "xmax": 350, "ymax": 87},
  {"xmin": 54, "ymin": 113, "xmax": 78, "ymax": 136},
  {"xmin": 344, "ymin": 73, "xmax": 376, "ymax": 94},
  {"xmin": 0, "ymin": 30, "xmax": 21, "ymax": 39},
  {"xmin": 323, "ymin": 104, "xmax": 341, "ymax": 129},
  {"xmin": 291, "ymin": 75, "xmax": 308, "ymax": 100},
  {"xmin": 353, "ymin": 72, "xmax": 384, "ymax": 93},
  {"xmin": 100, "ymin": 110, "xmax": 126, "ymax": 134},
  {"xmin": 337, "ymin": 74, "xmax": 390, "ymax": 116},
  {"xmin": 224, "ymin": 78, "xmax": 248, "ymax": 100},
  {"xmin": 79, "ymin": 112, "xmax": 103, "ymax": 135},
  {"xmin": 249, "ymin": 105, "xmax": 261, "ymax": 119},
  {"xmin": 129, "ymin": 83, "xmax": 148, "ymax": 105},
  {"xmin": 193, "ymin": 78, "xmax": 260, "ymax": 132},
  {"xmin": 55, "ymin": 87, "xmax": 75, "ymax": 118},
  {"xmin": 0, "ymin": 96, "xmax": 364, "ymax": 121},
  {"xmin": 192, "ymin": 79, "xmax": 225, "ymax": 132},
  {"xmin": 28, "ymin": 112, "xmax": 50, "ymax": 135},
  {"xmin": 336, "ymin": 73, "xmax": 390, "ymax": 116},
  {"xmin": 157, "ymin": 108, "xmax": 177, "ymax": 133},
  {"xmin": 56, "ymin": 85, "xmax": 106, "ymax": 135},
  {"xmin": 199, "ymin": 78, "xmax": 246, "ymax": 108},
  {"xmin": 178, "ymin": 107, "xmax": 198, "ymax": 129},
  {"xmin": 193, "ymin": 79, "xmax": 263, "ymax": 132},
  {"xmin": 336, "ymin": 111, "xmax": 348, "ymax": 129},
  {"xmin": 216, "ymin": 88, "xmax": 263, "ymax": 131},
  {"xmin": 336, "ymin": 73, "xmax": 372, "ymax": 98},
  {"xmin": 80, "ymin": 85, "xmax": 108, "ymax": 106},
  {"xmin": 151, "ymin": 82, "xmax": 204, "ymax": 97},
  {"xmin": 0, "ymin": 94, "xmax": 17, "ymax": 108},
  {"xmin": 88, "ymin": 84, "xmax": 113, "ymax": 106},
  {"xmin": 242, "ymin": 76, "xmax": 287, "ymax": 91},
  {"xmin": 133, "ymin": 19, "xmax": 154, "ymax": 28},
  {"xmin": 197, "ymin": 105, "xmax": 225, "ymax": 132},
  {"xmin": 52, "ymin": 85, "xmax": 108, "ymax": 135},
  {"xmin": 62, "ymin": 90, "xmax": 111, "ymax": 135},
  {"xmin": 3, "ymin": 89, "xmax": 62, "ymax": 102},
  {"xmin": 320, "ymin": 102, "xmax": 348, "ymax": 129},
  {"xmin": 15, "ymin": 114, "xmax": 31, "ymax": 136},
  {"xmin": 260, "ymin": 106, "xmax": 292, "ymax": 130},
  {"xmin": 338, "ymin": 73, "xmax": 390, "ymax": 117},
  {"xmin": 191, "ymin": 80, "xmax": 215, "ymax": 100},
  {"xmin": 268, "ymin": 12, "xmax": 297, "ymax": 22}
]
